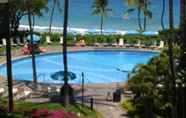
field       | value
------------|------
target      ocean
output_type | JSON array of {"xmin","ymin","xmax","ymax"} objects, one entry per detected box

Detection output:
[{"xmin": 20, "ymin": 0, "xmax": 180, "ymax": 33}]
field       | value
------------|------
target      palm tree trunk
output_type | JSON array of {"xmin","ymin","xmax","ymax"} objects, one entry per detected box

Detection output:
[
  {"xmin": 32, "ymin": 15, "xmax": 35, "ymax": 29},
  {"xmin": 100, "ymin": 13, "xmax": 103, "ymax": 35},
  {"xmin": 28, "ymin": 10, "xmax": 37, "ymax": 90},
  {"xmin": 161, "ymin": 0, "xmax": 165, "ymax": 30},
  {"xmin": 143, "ymin": 0, "xmax": 147, "ymax": 31},
  {"xmin": 179, "ymin": 0, "xmax": 186, "ymax": 118},
  {"xmin": 169, "ymin": 0, "xmax": 174, "ymax": 29},
  {"xmin": 62, "ymin": 0, "xmax": 70, "ymax": 107},
  {"xmin": 5, "ymin": 3, "xmax": 14, "ymax": 112},
  {"xmin": 180, "ymin": 0, "xmax": 186, "ymax": 27},
  {"xmin": 137, "ymin": 7, "xmax": 142, "ymax": 31},
  {"xmin": 143, "ymin": 15, "xmax": 146, "ymax": 31},
  {"xmin": 49, "ymin": 0, "xmax": 56, "ymax": 33},
  {"xmin": 168, "ymin": 0, "xmax": 176, "ymax": 118}
]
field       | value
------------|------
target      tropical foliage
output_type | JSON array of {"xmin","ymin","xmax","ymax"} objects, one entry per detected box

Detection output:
[
  {"xmin": 48, "ymin": 0, "xmax": 63, "ymax": 33},
  {"xmin": 92, "ymin": 0, "xmax": 111, "ymax": 35},
  {"xmin": 125, "ymin": 48, "xmax": 180, "ymax": 118},
  {"xmin": 124, "ymin": 0, "xmax": 152, "ymax": 32}
]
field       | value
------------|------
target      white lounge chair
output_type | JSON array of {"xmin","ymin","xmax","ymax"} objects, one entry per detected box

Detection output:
[
  {"xmin": 11, "ymin": 38, "xmax": 17, "ymax": 46},
  {"xmin": 0, "ymin": 88, "xmax": 5, "ymax": 95},
  {"xmin": 112, "ymin": 42, "xmax": 118, "ymax": 47},
  {"xmin": 159, "ymin": 41, "xmax": 164, "ymax": 49},
  {"xmin": 46, "ymin": 35, "xmax": 52, "ymax": 44},
  {"xmin": 13, "ymin": 88, "xmax": 18, "ymax": 95},
  {"xmin": 118, "ymin": 38, "xmax": 124, "ymax": 47},
  {"xmin": 16, "ymin": 37, "xmax": 24, "ymax": 46},
  {"xmin": 135, "ymin": 40, "xmax": 141, "ymax": 48},
  {"xmin": 60, "ymin": 36, "xmax": 63, "ymax": 45},
  {"xmin": 2, "ymin": 38, "xmax": 6, "ymax": 46},
  {"xmin": 56, "ymin": 87, "xmax": 60, "ymax": 93}
]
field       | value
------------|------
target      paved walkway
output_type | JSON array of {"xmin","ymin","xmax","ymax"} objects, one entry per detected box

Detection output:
[{"xmin": 76, "ymin": 84, "xmax": 129, "ymax": 118}]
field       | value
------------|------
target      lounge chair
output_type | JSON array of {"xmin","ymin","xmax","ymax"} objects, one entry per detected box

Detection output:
[
  {"xmin": 2, "ymin": 38, "xmax": 6, "ymax": 46},
  {"xmin": 56, "ymin": 87, "xmax": 60, "ymax": 93},
  {"xmin": 0, "ymin": 88, "xmax": 5, "ymax": 96},
  {"xmin": 118, "ymin": 38, "xmax": 124, "ymax": 47},
  {"xmin": 13, "ymin": 87, "xmax": 18, "ymax": 95},
  {"xmin": 134, "ymin": 40, "xmax": 142, "ymax": 48},
  {"xmin": 60, "ymin": 36, "xmax": 63, "ymax": 45},
  {"xmin": 159, "ymin": 41, "xmax": 164, "ymax": 49},
  {"xmin": 46, "ymin": 35, "xmax": 52, "ymax": 44},
  {"xmin": 94, "ymin": 42, "xmax": 100, "ymax": 47},
  {"xmin": 16, "ymin": 37, "xmax": 24, "ymax": 46},
  {"xmin": 75, "ymin": 39, "xmax": 86, "ymax": 47},
  {"xmin": 112, "ymin": 42, "xmax": 118, "ymax": 47},
  {"xmin": 11, "ymin": 38, "xmax": 18, "ymax": 46}
]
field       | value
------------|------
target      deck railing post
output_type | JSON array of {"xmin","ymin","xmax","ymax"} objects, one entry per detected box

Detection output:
[{"xmin": 90, "ymin": 97, "xmax": 94, "ymax": 110}]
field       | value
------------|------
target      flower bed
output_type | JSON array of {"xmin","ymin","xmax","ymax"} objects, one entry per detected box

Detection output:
[{"xmin": 31, "ymin": 108, "xmax": 78, "ymax": 118}]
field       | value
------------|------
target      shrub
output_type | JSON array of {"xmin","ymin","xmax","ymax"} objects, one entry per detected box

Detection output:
[
  {"xmin": 121, "ymin": 99, "xmax": 135, "ymax": 112},
  {"xmin": 31, "ymin": 108, "xmax": 79, "ymax": 118}
]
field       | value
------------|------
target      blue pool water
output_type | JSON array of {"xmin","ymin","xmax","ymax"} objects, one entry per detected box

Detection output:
[{"xmin": 0, "ymin": 50, "xmax": 157, "ymax": 84}]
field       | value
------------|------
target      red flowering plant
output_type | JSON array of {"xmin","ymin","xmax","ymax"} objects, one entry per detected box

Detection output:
[
  {"xmin": 32, "ymin": 108, "xmax": 50, "ymax": 118},
  {"xmin": 31, "ymin": 108, "xmax": 79, "ymax": 118}
]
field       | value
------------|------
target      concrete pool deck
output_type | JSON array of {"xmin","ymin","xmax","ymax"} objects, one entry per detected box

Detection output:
[{"xmin": 0, "ymin": 45, "xmax": 159, "ymax": 63}]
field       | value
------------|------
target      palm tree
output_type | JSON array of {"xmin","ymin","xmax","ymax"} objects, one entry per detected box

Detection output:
[
  {"xmin": 180, "ymin": 0, "xmax": 186, "ymax": 27},
  {"xmin": 92, "ymin": 0, "xmax": 111, "ymax": 35},
  {"xmin": 161, "ymin": 0, "xmax": 166, "ymax": 30},
  {"xmin": 62, "ymin": 0, "xmax": 70, "ymax": 107},
  {"xmin": 124, "ymin": 0, "xmax": 152, "ymax": 32},
  {"xmin": 25, "ymin": 0, "xmax": 38, "ymax": 89},
  {"xmin": 2, "ymin": 2, "xmax": 14, "ymax": 112},
  {"xmin": 24, "ymin": 0, "xmax": 47, "ymax": 89},
  {"xmin": 49, "ymin": 0, "xmax": 62, "ymax": 33},
  {"xmin": 179, "ymin": 0, "xmax": 186, "ymax": 117},
  {"xmin": 167, "ymin": 0, "xmax": 176, "ymax": 117}
]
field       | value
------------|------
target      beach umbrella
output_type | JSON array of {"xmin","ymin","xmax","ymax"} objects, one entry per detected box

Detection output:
[
  {"xmin": 51, "ymin": 71, "xmax": 76, "ymax": 81},
  {"xmin": 27, "ymin": 34, "xmax": 41, "ymax": 44}
]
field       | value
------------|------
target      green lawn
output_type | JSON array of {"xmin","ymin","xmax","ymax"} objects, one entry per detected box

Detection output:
[{"xmin": 0, "ymin": 98, "xmax": 102, "ymax": 118}]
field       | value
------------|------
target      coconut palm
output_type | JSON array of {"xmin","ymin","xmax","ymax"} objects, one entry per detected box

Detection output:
[
  {"xmin": 24, "ymin": 0, "xmax": 48, "ymax": 89},
  {"xmin": 124, "ymin": 0, "xmax": 152, "ymax": 32},
  {"xmin": 180, "ymin": 0, "xmax": 186, "ymax": 27},
  {"xmin": 167, "ymin": 0, "xmax": 177, "ymax": 117},
  {"xmin": 179, "ymin": 0, "xmax": 186, "ymax": 117},
  {"xmin": 62, "ymin": 0, "xmax": 70, "ymax": 107},
  {"xmin": 92, "ymin": 0, "xmax": 111, "ymax": 35},
  {"xmin": 1, "ymin": 2, "xmax": 14, "ymax": 112},
  {"xmin": 49, "ymin": 0, "xmax": 62, "ymax": 33},
  {"xmin": 161, "ymin": 0, "xmax": 166, "ymax": 30}
]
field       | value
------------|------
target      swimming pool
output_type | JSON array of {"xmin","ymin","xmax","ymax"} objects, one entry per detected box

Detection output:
[{"xmin": 0, "ymin": 50, "xmax": 158, "ymax": 84}]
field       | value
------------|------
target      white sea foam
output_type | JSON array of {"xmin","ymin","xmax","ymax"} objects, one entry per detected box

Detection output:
[{"xmin": 19, "ymin": 25, "xmax": 158, "ymax": 35}]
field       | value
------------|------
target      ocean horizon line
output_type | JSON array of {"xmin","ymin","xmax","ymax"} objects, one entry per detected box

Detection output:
[{"xmin": 19, "ymin": 25, "xmax": 159, "ymax": 35}]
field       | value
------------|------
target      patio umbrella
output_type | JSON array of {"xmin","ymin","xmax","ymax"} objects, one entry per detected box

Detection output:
[
  {"xmin": 51, "ymin": 71, "xmax": 76, "ymax": 81},
  {"xmin": 27, "ymin": 34, "xmax": 41, "ymax": 44}
]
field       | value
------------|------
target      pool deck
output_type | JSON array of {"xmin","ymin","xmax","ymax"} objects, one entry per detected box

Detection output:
[
  {"xmin": 0, "ymin": 45, "xmax": 159, "ymax": 63},
  {"xmin": 0, "ymin": 45, "xmax": 159, "ymax": 118}
]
